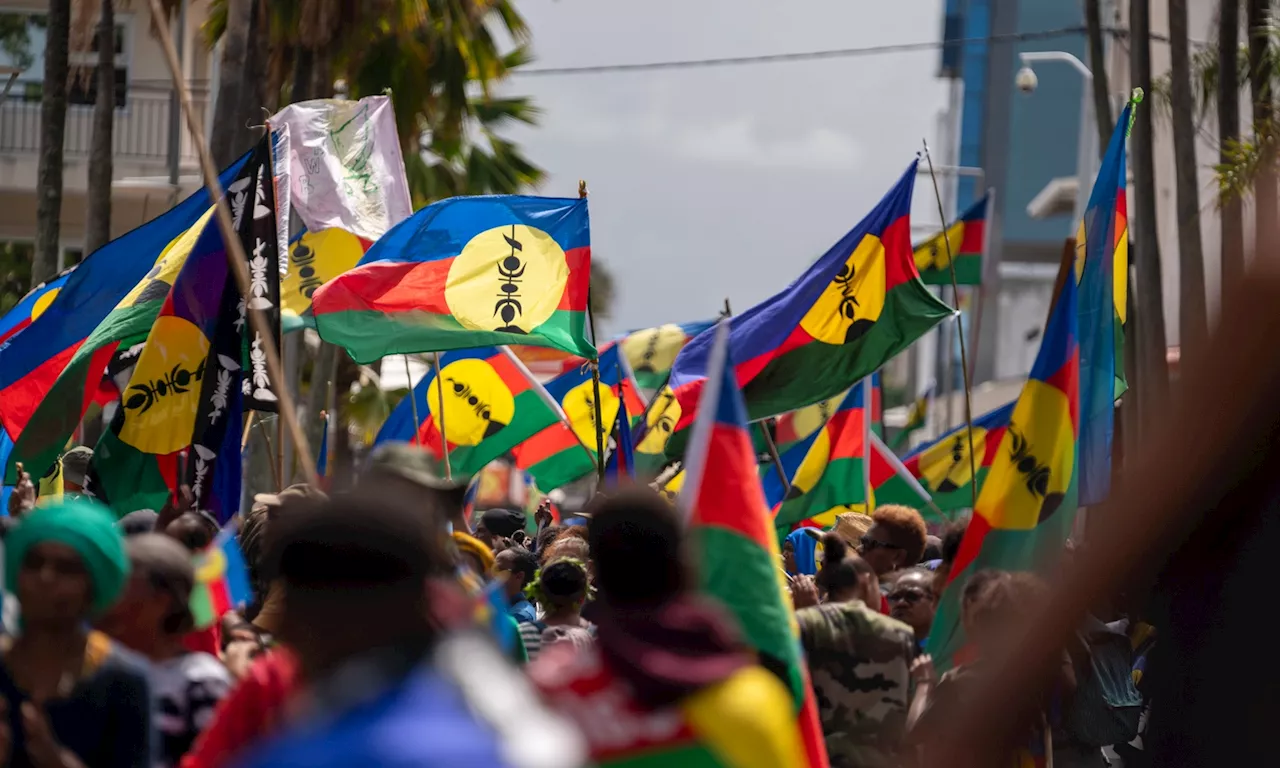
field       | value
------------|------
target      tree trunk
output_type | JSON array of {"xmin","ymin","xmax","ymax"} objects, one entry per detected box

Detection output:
[
  {"xmin": 210, "ymin": 0, "xmax": 252, "ymax": 169},
  {"xmin": 1247, "ymin": 0, "xmax": 1278, "ymax": 252},
  {"xmin": 310, "ymin": 45, "xmax": 334, "ymax": 100},
  {"xmin": 1085, "ymin": 0, "xmax": 1114, "ymax": 155},
  {"xmin": 33, "ymin": 0, "xmax": 72, "ymax": 288},
  {"xmin": 1131, "ymin": 0, "xmax": 1170, "ymax": 420},
  {"xmin": 1221, "ymin": 0, "xmax": 1245, "ymax": 290},
  {"xmin": 246, "ymin": 0, "xmax": 275, "ymax": 113},
  {"xmin": 85, "ymin": 0, "xmax": 115, "ymax": 256},
  {"xmin": 1170, "ymin": 0, "xmax": 1209, "ymax": 367},
  {"xmin": 291, "ymin": 47, "xmax": 315, "ymax": 103}
]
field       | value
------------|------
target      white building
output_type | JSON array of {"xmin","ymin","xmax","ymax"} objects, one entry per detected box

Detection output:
[{"xmin": 0, "ymin": 0, "xmax": 214, "ymax": 267}]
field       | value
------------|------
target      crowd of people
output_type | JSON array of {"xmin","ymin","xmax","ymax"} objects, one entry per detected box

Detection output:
[{"xmin": 0, "ymin": 441, "xmax": 1154, "ymax": 768}]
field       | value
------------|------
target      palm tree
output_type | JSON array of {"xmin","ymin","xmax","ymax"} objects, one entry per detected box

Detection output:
[
  {"xmin": 1169, "ymin": 0, "xmax": 1208, "ymax": 368},
  {"xmin": 1221, "ymin": 0, "xmax": 1245, "ymax": 290},
  {"xmin": 84, "ymin": 0, "xmax": 116, "ymax": 256},
  {"xmin": 1130, "ymin": 0, "xmax": 1170, "ymax": 422},
  {"xmin": 1248, "ymin": 0, "xmax": 1278, "ymax": 247},
  {"xmin": 209, "ymin": 0, "xmax": 251, "ymax": 168},
  {"xmin": 33, "ymin": 0, "xmax": 72, "ymax": 289},
  {"xmin": 1085, "ymin": 0, "xmax": 1114, "ymax": 154}
]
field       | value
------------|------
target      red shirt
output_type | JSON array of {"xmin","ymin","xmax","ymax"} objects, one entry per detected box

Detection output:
[
  {"xmin": 182, "ymin": 624, "xmax": 221, "ymax": 656},
  {"xmin": 179, "ymin": 648, "xmax": 299, "ymax": 768}
]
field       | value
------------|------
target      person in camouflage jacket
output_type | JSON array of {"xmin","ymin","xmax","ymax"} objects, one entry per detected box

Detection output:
[{"xmin": 793, "ymin": 531, "xmax": 916, "ymax": 768}]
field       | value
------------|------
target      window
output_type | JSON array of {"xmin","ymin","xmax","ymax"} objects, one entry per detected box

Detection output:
[{"xmin": 0, "ymin": 10, "xmax": 129, "ymax": 108}]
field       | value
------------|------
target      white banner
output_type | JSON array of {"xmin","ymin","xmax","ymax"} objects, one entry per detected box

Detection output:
[{"xmin": 269, "ymin": 95, "xmax": 412, "ymax": 243}]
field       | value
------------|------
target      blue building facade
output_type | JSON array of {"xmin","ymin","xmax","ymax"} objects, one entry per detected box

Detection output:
[{"xmin": 940, "ymin": 0, "xmax": 1089, "ymax": 382}]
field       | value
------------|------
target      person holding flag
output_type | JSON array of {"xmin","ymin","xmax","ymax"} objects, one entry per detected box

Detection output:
[{"xmin": 529, "ymin": 488, "xmax": 806, "ymax": 767}]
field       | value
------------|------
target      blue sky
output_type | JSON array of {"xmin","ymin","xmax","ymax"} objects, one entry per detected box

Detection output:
[{"xmin": 503, "ymin": 0, "xmax": 950, "ymax": 335}]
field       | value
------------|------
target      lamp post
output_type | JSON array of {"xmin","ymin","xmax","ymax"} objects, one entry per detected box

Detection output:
[{"xmin": 1015, "ymin": 50, "xmax": 1096, "ymax": 227}]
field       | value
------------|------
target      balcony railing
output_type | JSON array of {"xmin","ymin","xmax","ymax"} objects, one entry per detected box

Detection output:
[{"xmin": 0, "ymin": 82, "xmax": 207, "ymax": 163}]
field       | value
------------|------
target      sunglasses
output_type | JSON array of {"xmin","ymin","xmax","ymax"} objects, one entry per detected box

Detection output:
[
  {"xmin": 859, "ymin": 536, "xmax": 903, "ymax": 553},
  {"xmin": 887, "ymin": 588, "xmax": 934, "ymax": 605}
]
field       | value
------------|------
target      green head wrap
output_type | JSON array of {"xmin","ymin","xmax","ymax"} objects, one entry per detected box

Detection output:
[{"xmin": 6, "ymin": 498, "xmax": 130, "ymax": 615}]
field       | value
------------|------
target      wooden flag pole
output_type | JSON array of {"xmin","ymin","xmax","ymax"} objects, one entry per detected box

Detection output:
[
  {"xmin": 580, "ymin": 179, "xmax": 607, "ymax": 484},
  {"xmin": 923, "ymin": 139, "xmax": 979, "ymax": 510},
  {"xmin": 147, "ymin": 0, "xmax": 317, "ymax": 486},
  {"xmin": 240, "ymin": 410, "xmax": 256, "ymax": 451},
  {"xmin": 432, "ymin": 352, "xmax": 453, "ymax": 481}
]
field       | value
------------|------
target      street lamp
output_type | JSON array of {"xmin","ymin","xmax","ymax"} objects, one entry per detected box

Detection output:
[{"xmin": 1015, "ymin": 51, "xmax": 1096, "ymax": 227}]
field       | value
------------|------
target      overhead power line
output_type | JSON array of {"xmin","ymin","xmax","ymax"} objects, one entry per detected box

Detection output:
[
  {"xmin": 512, "ymin": 25, "xmax": 1196, "ymax": 78},
  {"xmin": 515, "ymin": 26, "xmax": 1091, "ymax": 77}
]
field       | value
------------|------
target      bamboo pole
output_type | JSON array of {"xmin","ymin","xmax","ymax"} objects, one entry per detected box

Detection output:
[{"xmin": 146, "ymin": 0, "xmax": 317, "ymax": 486}]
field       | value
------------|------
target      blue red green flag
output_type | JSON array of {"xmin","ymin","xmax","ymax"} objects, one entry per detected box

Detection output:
[
  {"xmin": 88, "ymin": 214, "xmax": 233, "ymax": 514},
  {"xmin": 681, "ymin": 320, "xmax": 829, "ymax": 767},
  {"xmin": 926, "ymin": 265, "xmax": 1080, "ymax": 671},
  {"xmin": 0, "ymin": 153, "xmax": 250, "ymax": 443},
  {"xmin": 912, "ymin": 194, "xmax": 989, "ymax": 285},
  {"xmin": 898, "ymin": 401, "xmax": 1015, "ymax": 515},
  {"xmin": 647, "ymin": 162, "xmax": 952, "ymax": 462},
  {"xmin": 0, "ymin": 266, "xmax": 75, "ymax": 348},
  {"xmin": 312, "ymin": 196, "xmax": 595, "ymax": 363},
  {"xmin": 373, "ymin": 347, "xmax": 560, "ymax": 479},
  {"xmin": 618, "ymin": 319, "xmax": 715, "ymax": 391},
  {"xmin": 1073, "ymin": 93, "xmax": 1139, "ymax": 505}
]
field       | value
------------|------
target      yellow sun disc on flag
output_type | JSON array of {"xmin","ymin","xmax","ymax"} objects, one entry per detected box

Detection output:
[
  {"xmin": 621, "ymin": 324, "xmax": 687, "ymax": 377},
  {"xmin": 800, "ymin": 234, "xmax": 886, "ymax": 346},
  {"xmin": 426, "ymin": 358, "xmax": 516, "ymax": 446},
  {"xmin": 445, "ymin": 224, "xmax": 569, "ymax": 334},
  {"xmin": 918, "ymin": 427, "xmax": 988, "ymax": 494},
  {"xmin": 195, "ymin": 548, "xmax": 227, "ymax": 584},
  {"xmin": 789, "ymin": 429, "xmax": 832, "ymax": 498},
  {"xmin": 120, "ymin": 208, "xmax": 215, "ymax": 309},
  {"xmin": 785, "ymin": 392, "xmax": 844, "ymax": 445},
  {"xmin": 980, "ymin": 380, "xmax": 1075, "ymax": 531},
  {"xmin": 119, "ymin": 316, "xmax": 212, "ymax": 454},
  {"xmin": 637, "ymin": 387, "xmax": 681, "ymax": 456},
  {"xmin": 284, "ymin": 228, "xmax": 366, "ymax": 318},
  {"xmin": 30, "ymin": 287, "xmax": 61, "ymax": 322},
  {"xmin": 562, "ymin": 379, "xmax": 620, "ymax": 449}
]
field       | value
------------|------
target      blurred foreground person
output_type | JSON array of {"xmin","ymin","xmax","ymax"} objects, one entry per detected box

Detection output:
[
  {"xmin": 0, "ymin": 499, "xmax": 152, "ymax": 767},
  {"xmin": 240, "ymin": 491, "xmax": 583, "ymax": 768},
  {"xmin": 795, "ymin": 532, "xmax": 915, "ymax": 768},
  {"xmin": 531, "ymin": 488, "xmax": 803, "ymax": 767},
  {"xmin": 98, "ymin": 534, "xmax": 232, "ymax": 767},
  {"xmin": 909, "ymin": 570, "xmax": 1073, "ymax": 766}
]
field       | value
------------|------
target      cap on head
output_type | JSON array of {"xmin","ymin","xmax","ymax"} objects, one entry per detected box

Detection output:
[
  {"xmin": 252, "ymin": 483, "xmax": 328, "ymax": 515},
  {"xmin": 478, "ymin": 507, "xmax": 526, "ymax": 539},
  {"xmin": 126, "ymin": 533, "xmax": 196, "ymax": 632},
  {"xmin": 366, "ymin": 442, "xmax": 462, "ymax": 492},
  {"xmin": 118, "ymin": 509, "xmax": 159, "ymax": 537},
  {"xmin": 60, "ymin": 446, "xmax": 94, "ymax": 488}
]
